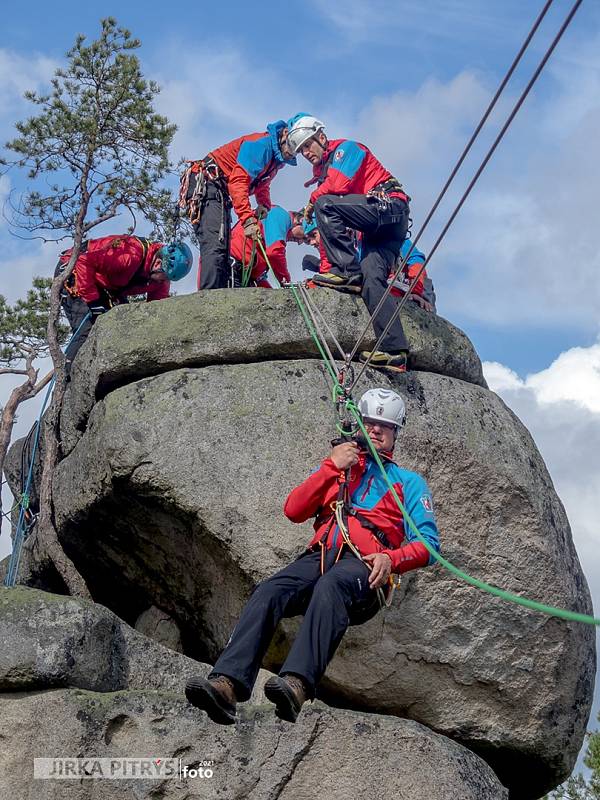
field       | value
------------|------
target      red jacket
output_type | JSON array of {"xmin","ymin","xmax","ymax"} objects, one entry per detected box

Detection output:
[
  {"xmin": 209, "ymin": 121, "xmax": 295, "ymax": 225},
  {"xmin": 284, "ymin": 453, "xmax": 440, "ymax": 575},
  {"xmin": 60, "ymin": 236, "xmax": 169, "ymax": 304},
  {"xmin": 229, "ymin": 205, "xmax": 293, "ymax": 286},
  {"xmin": 309, "ymin": 139, "xmax": 408, "ymax": 205}
]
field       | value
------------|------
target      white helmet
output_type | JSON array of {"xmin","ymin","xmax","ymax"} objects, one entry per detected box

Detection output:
[
  {"xmin": 287, "ymin": 113, "xmax": 325, "ymax": 154},
  {"xmin": 358, "ymin": 388, "xmax": 406, "ymax": 429}
]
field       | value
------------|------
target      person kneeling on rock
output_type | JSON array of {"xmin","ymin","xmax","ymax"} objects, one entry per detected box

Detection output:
[
  {"xmin": 185, "ymin": 387, "xmax": 440, "ymax": 725},
  {"xmin": 57, "ymin": 236, "xmax": 193, "ymax": 374}
]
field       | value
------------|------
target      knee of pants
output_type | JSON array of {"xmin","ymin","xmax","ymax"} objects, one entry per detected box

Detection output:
[{"xmin": 314, "ymin": 195, "xmax": 340, "ymax": 220}]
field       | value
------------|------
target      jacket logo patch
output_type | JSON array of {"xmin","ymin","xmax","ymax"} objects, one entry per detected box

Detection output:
[
  {"xmin": 421, "ymin": 495, "xmax": 433, "ymax": 512},
  {"xmin": 334, "ymin": 149, "xmax": 344, "ymax": 160}
]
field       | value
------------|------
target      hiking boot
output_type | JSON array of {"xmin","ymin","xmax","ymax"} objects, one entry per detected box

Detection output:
[
  {"xmin": 185, "ymin": 674, "xmax": 237, "ymax": 725},
  {"xmin": 312, "ymin": 271, "xmax": 362, "ymax": 293},
  {"xmin": 264, "ymin": 674, "xmax": 310, "ymax": 723},
  {"xmin": 359, "ymin": 350, "xmax": 408, "ymax": 374}
]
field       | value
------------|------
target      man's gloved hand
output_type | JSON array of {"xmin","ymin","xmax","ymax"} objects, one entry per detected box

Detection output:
[
  {"xmin": 303, "ymin": 203, "xmax": 314, "ymax": 224},
  {"xmin": 87, "ymin": 302, "xmax": 107, "ymax": 318},
  {"xmin": 243, "ymin": 217, "xmax": 260, "ymax": 239},
  {"xmin": 255, "ymin": 204, "xmax": 269, "ymax": 220}
]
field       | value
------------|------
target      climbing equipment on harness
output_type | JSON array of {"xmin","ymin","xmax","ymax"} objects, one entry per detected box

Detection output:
[{"xmin": 179, "ymin": 156, "xmax": 231, "ymax": 242}]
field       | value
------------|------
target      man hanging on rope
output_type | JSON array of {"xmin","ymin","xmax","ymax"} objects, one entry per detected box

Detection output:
[
  {"xmin": 179, "ymin": 121, "xmax": 297, "ymax": 291},
  {"xmin": 185, "ymin": 387, "xmax": 440, "ymax": 725},
  {"xmin": 287, "ymin": 113, "xmax": 412, "ymax": 373},
  {"xmin": 211, "ymin": 206, "xmax": 306, "ymax": 289},
  {"xmin": 57, "ymin": 236, "xmax": 193, "ymax": 373}
]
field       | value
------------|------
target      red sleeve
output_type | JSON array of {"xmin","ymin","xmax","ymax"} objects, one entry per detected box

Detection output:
[
  {"xmin": 228, "ymin": 164, "xmax": 255, "ymax": 224},
  {"xmin": 146, "ymin": 280, "xmax": 171, "ymax": 301},
  {"xmin": 266, "ymin": 240, "xmax": 290, "ymax": 284},
  {"xmin": 310, "ymin": 167, "xmax": 353, "ymax": 204},
  {"xmin": 407, "ymin": 262, "xmax": 425, "ymax": 297},
  {"xmin": 254, "ymin": 178, "xmax": 273, "ymax": 210},
  {"xmin": 75, "ymin": 253, "xmax": 101, "ymax": 303},
  {"xmin": 382, "ymin": 541, "xmax": 430, "ymax": 574},
  {"xmin": 284, "ymin": 458, "xmax": 340, "ymax": 523}
]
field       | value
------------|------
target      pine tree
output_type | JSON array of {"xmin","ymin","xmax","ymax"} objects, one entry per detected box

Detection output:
[{"xmin": 1, "ymin": 18, "xmax": 176, "ymax": 595}]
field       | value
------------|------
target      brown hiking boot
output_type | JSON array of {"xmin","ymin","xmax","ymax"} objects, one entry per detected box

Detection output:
[
  {"xmin": 264, "ymin": 674, "xmax": 310, "ymax": 723},
  {"xmin": 185, "ymin": 674, "xmax": 237, "ymax": 725}
]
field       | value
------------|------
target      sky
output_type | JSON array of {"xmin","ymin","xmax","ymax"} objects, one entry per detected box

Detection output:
[{"xmin": 1, "ymin": 0, "xmax": 599, "ymax": 779}]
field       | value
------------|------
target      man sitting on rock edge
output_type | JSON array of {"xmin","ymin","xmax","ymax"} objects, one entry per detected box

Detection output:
[{"xmin": 185, "ymin": 388, "xmax": 440, "ymax": 725}]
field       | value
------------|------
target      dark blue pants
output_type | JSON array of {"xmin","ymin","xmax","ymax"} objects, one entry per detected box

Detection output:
[
  {"xmin": 210, "ymin": 549, "xmax": 377, "ymax": 700},
  {"xmin": 315, "ymin": 193, "xmax": 410, "ymax": 354},
  {"xmin": 194, "ymin": 182, "xmax": 232, "ymax": 290}
]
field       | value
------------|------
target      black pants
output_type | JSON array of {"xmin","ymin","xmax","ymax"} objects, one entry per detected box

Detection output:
[
  {"xmin": 54, "ymin": 262, "xmax": 97, "ymax": 369},
  {"xmin": 315, "ymin": 193, "xmax": 410, "ymax": 354},
  {"xmin": 194, "ymin": 182, "xmax": 232, "ymax": 290},
  {"xmin": 302, "ymin": 254, "xmax": 321, "ymax": 274},
  {"xmin": 210, "ymin": 548, "xmax": 377, "ymax": 700}
]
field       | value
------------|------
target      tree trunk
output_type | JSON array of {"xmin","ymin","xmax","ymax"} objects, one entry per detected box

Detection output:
[{"xmin": 34, "ymin": 234, "xmax": 92, "ymax": 599}]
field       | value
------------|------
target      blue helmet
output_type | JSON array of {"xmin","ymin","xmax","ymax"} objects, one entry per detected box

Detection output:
[
  {"xmin": 157, "ymin": 242, "xmax": 193, "ymax": 281},
  {"xmin": 302, "ymin": 218, "xmax": 317, "ymax": 236}
]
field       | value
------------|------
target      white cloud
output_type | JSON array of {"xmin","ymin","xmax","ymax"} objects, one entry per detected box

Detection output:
[{"xmin": 0, "ymin": 48, "xmax": 56, "ymax": 136}]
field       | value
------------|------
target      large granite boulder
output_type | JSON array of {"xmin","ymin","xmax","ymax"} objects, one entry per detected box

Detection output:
[
  {"xmin": 0, "ymin": 690, "xmax": 507, "ymax": 800},
  {"xmin": 4, "ymin": 289, "xmax": 595, "ymax": 799},
  {"xmin": 0, "ymin": 586, "xmax": 507, "ymax": 800}
]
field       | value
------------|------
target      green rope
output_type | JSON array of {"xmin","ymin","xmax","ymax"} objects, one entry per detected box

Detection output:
[
  {"xmin": 346, "ymin": 400, "xmax": 599, "ymax": 626},
  {"xmin": 279, "ymin": 250, "xmax": 599, "ymax": 626},
  {"xmin": 256, "ymin": 237, "xmax": 281, "ymax": 289}
]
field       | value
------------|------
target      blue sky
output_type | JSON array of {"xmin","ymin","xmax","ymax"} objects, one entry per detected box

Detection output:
[{"xmin": 1, "ymin": 0, "xmax": 599, "ymax": 778}]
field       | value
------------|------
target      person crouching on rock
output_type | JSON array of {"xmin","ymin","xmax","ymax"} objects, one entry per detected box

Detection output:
[
  {"xmin": 57, "ymin": 236, "xmax": 193, "ymax": 374},
  {"xmin": 203, "ymin": 206, "xmax": 306, "ymax": 288},
  {"xmin": 185, "ymin": 387, "xmax": 441, "ymax": 725},
  {"xmin": 287, "ymin": 113, "xmax": 411, "ymax": 374}
]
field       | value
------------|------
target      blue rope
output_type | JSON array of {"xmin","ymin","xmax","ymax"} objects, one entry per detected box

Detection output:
[{"xmin": 3, "ymin": 312, "xmax": 91, "ymax": 588}]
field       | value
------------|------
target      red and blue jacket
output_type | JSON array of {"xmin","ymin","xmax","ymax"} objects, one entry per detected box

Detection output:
[
  {"xmin": 59, "ymin": 236, "xmax": 169, "ymax": 304},
  {"xmin": 229, "ymin": 205, "xmax": 293, "ymax": 286},
  {"xmin": 209, "ymin": 121, "xmax": 296, "ymax": 225},
  {"xmin": 309, "ymin": 139, "xmax": 408, "ymax": 206},
  {"xmin": 284, "ymin": 451, "xmax": 440, "ymax": 574}
]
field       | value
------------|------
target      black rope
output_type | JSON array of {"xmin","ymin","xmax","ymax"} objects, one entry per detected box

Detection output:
[{"xmin": 348, "ymin": 0, "xmax": 557, "ymax": 363}]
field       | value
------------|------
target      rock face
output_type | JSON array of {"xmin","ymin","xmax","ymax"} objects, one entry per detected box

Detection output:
[
  {"xmin": 0, "ymin": 587, "xmax": 507, "ymax": 800},
  {"xmin": 5, "ymin": 288, "xmax": 595, "ymax": 799},
  {"xmin": 0, "ymin": 691, "xmax": 507, "ymax": 800}
]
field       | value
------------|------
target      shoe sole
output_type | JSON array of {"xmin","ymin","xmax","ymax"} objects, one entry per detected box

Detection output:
[
  {"xmin": 358, "ymin": 361, "xmax": 407, "ymax": 374},
  {"xmin": 185, "ymin": 679, "xmax": 236, "ymax": 726},
  {"xmin": 264, "ymin": 679, "xmax": 300, "ymax": 723},
  {"xmin": 313, "ymin": 283, "xmax": 362, "ymax": 295}
]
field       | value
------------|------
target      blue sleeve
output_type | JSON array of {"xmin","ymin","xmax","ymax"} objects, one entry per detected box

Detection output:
[
  {"xmin": 402, "ymin": 473, "xmax": 440, "ymax": 564},
  {"xmin": 332, "ymin": 140, "xmax": 366, "ymax": 180},
  {"xmin": 401, "ymin": 238, "xmax": 426, "ymax": 267},
  {"xmin": 263, "ymin": 206, "xmax": 292, "ymax": 247},
  {"xmin": 237, "ymin": 136, "xmax": 272, "ymax": 180}
]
